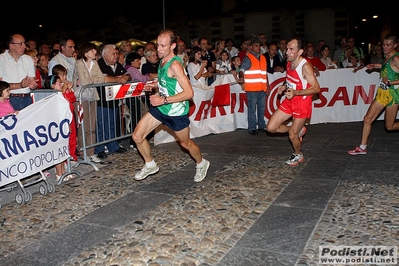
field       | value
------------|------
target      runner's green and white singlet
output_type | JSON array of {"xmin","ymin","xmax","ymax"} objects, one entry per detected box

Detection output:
[
  {"xmin": 157, "ymin": 56, "xmax": 189, "ymax": 116},
  {"xmin": 381, "ymin": 52, "xmax": 399, "ymax": 89}
]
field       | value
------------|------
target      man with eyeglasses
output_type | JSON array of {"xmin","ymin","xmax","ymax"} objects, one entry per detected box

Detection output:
[
  {"xmin": 0, "ymin": 33, "xmax": 38, "ymax": 110},
  {"xmin": 49, "ymin": 38, "xmax": 76, "ymax": 81}
]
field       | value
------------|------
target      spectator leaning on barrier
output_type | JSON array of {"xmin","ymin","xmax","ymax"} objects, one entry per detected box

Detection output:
[
  {"xmin": 230, "ymin": 55, "xmax": 242, "ymax": 83},
  {"xmin": 238, "ymin": 37, "xmax": 270, "ymax": 135},
  {"xmin": 345, "ymin": 53, "xmax": 365, "ymax": 73},
  {"xmin": 0, "ymin": 33, "xmax": 38, "ymax": 111},
  {"xmin": 340, "ymin": 37, "xmax": 365, "ymax": 67},
  {"xmin": 319, "ymin": 45, "xmax": 338, "ymax": 70},
  {"xmin": 44, "ymin": 75, "xmax": 75, "ymax": 182},
  {"xmin": 96, "ymin": 44, "xmax": 131, "ymax": 159},
  {"xmin": 187, "ymin": 46, "xmax": 210, "ymax": 87},
  {"xmin": 73, "ymin": 42, "xmax": 105, "ymax": 164},
  {"xmin": 125, "ymin": 52, "xmax": 155, "ymax": 83},
  {"xmin": 52, "ymin": 64, "xmax": 74, "ymax": 93},
  {"xmin": 124, "ymin": 51, "xmax": 156, "ymax": 149},
  {"xmin": 51, "ymin": 64, "xmax": 78, "ymax": 162},
  {"xmin": 215, "ymin": 50, "xmax": 231, "ymax": 74}
]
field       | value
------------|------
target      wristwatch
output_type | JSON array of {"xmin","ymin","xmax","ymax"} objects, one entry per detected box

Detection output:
[
  {"xmin": 387, "ymin": 80, "xmax": 392, "ymax": 87},
  {"xmin": 163, "ymin": 96, "xmax": 168, "ymax": 104}
]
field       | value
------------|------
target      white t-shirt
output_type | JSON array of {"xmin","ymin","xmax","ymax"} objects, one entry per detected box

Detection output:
[
  {"xmin": 0, "ymin": 51, "xmax": 36, "ymax": 94},
  {"xmin": 225, "ymin": 47, "xmax": 239, "ymax": 58},
  {"xmin": 48, "ymin": 52, "xmax": 76, "ymax": 81},
  {"xmin": 216, "ymin": 59, "xmax": 231, "ymax": 74},
  {"xmin": 342, "ymin": 59, "xmax": 360, "ymax": 68},
  {"xmin": 187, "ymin": 62, "xmax": 207, "ymax": 85}
]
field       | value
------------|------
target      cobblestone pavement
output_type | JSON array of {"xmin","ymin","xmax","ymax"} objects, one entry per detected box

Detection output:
[{"xmin": 0, "ymin": 121, "xmax": 398, "ymax": 266}]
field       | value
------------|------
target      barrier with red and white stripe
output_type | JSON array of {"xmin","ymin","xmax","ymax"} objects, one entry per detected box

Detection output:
[{"xmin": 105, "ymin": 82, "xmax": 145, "ymax": 101}]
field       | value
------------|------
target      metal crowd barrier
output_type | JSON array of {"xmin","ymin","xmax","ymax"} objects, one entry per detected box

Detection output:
[
  {"xmin": 31, "ymin": 89, "xmax": 59, "ymax": 102},
  {"xmin": 31, "ymin": 89, "xmax": 82, "ymax": 184},
  {"xmin": 75, "ymin": 81, "xmax": 146, "ymax": 171},
  {"xmin": 0, "ymin": 91, "xmax": 82, "ymax": 207}
]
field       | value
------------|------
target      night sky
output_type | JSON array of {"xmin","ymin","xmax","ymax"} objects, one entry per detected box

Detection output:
[{"xmin": 0, "ymin": 1, "xmax": 393, "ymax": 48}]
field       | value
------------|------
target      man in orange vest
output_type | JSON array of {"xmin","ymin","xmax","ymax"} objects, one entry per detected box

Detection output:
[{"xmin": 238, "ymin": 37, "xmax": 270, "ymax": 135}]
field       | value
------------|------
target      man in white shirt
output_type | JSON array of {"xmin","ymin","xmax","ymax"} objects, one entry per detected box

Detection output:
[
  {"xmin": 0, "ymin": 33, "xmax": 38, "ymax": 110},
  {"xmin": 48, "ymin": 38, "xmax": 76, "ymax": 81},
  {"xmin": 176, "ymin": 39, "xmax": 189, "ymax": 68}
]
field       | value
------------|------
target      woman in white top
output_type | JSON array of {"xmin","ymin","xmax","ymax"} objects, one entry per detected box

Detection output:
[
  {"xmin": 320, "ymin": 45, "xmax": 338, "ymax": 69},
  {"xmin": 187, "ymin": 46, "xmax": 211, "ymax": 86}
]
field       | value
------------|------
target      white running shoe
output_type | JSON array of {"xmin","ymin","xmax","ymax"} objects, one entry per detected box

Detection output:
[
  {"xmin": 89, "ymin": 155, "xmax": 102, "ymax": 163},
  {"xmin": 285, "ymin": 153, "xmax": 304, "ymax": 166},
  {"xmin": 134, "ymin": 163, "xmax": 159, "ymax": 181},
  {"xmin": 194, "ymin": 159, "xmax": 210, "ymax": 182}
]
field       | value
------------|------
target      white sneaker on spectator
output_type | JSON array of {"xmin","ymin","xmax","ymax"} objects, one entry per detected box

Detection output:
[{"xmin": 89, "ymin": 155, "xmax": 102, "ymax": 163}]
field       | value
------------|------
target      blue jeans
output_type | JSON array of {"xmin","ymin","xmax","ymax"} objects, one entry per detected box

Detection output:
[
  {"xmin": 95, "ymin": 106, "xmax": 120, "ymax": 154},
  {"xmin": 246, "ymin": 91, "xmax": 267, "ymax": 131},
  {"xmin": 10, "ymin": 96, "xmax": 32, "ymax": 111}
]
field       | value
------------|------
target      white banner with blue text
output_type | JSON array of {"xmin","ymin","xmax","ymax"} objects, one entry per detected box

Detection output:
[{"xmin": 0, "ymin": 93, "xmax": 72, "ymax": 187}]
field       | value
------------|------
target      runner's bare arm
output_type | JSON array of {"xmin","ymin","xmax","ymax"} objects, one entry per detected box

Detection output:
[{"xmin": 293, "ymin": 61, "xmax": 320, "ymax": 96}]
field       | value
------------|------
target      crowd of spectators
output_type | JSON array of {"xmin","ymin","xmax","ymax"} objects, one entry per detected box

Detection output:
[{"xmin": 1, "ymin": 31, "xmax": 396, "ymax": 179}]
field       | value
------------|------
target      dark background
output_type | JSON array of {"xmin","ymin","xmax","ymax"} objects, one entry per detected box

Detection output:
[{"xmin": 0, "ymin": 1, "xmax": 394, "ymax": 48}]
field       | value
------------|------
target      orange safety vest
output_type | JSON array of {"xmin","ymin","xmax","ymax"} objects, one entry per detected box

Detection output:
[{"xmin": 243, "ymin": 53, "xmax": 267, "ymax": 92}]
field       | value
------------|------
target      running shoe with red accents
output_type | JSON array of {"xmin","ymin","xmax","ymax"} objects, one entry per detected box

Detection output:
[{"xmin": 348, "ymin": 146, "xmax": 367, "ymax": 155}]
